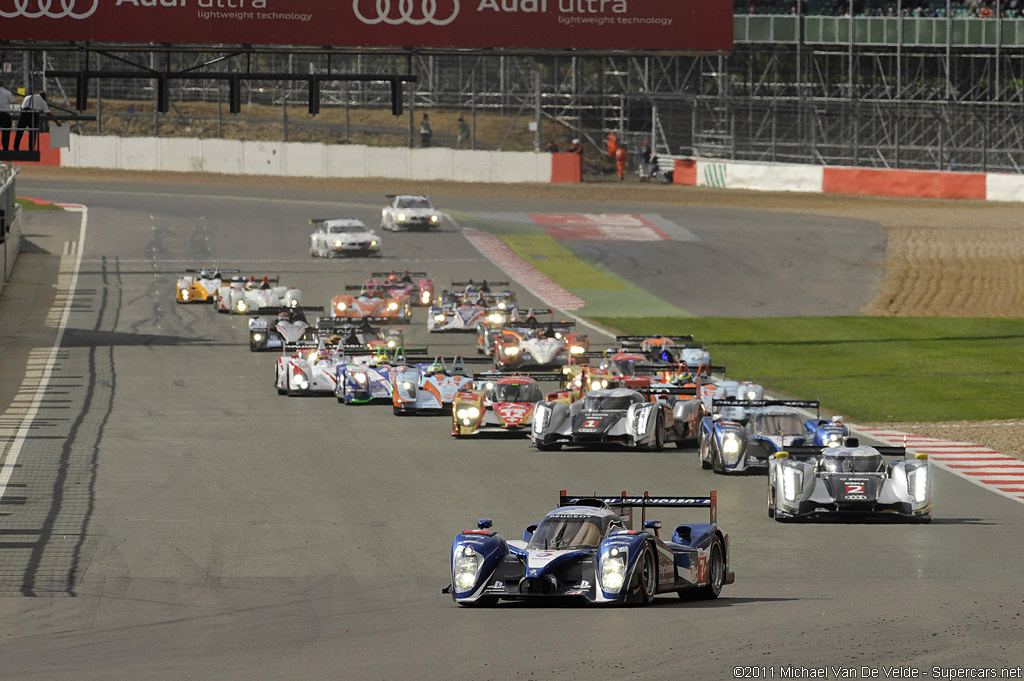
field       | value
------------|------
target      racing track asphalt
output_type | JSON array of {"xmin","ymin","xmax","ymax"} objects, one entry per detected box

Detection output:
[{"xmin": 0, "ymin": 177, "xmax": 1021, "ymax": 681}]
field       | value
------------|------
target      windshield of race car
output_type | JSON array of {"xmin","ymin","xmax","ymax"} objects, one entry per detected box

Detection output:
[
  {"xmin": 754, "ymin": 412, "xmax": 804, "ymax": 435},
  {"xmin": 605, "ymin": 359, "xmax": 636, "ymax": 376},
  {"xmin": 487, "ymin": 382, "xmax": 543, "ymax": 403},
  {"xmin": 328, "ymin": 224, "xmax": 367, "ymax": 234},
  {"xmin": 527, "ymin": 516, "xmax": 603, "ymax": 550},
  {"xmin": 397, "ymin": 197, "xmax": 431, "ymax": 209},
  {"xmin": 584, "ymin": 393, "xmax": 642, "ymax": 411},
  {"xmin": 820, "ymin": 454, "xmax": 885, "ymax": 473}
]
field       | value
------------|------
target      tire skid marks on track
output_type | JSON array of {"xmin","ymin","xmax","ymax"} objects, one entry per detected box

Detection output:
[{"xmin": 857, "ymin": 427, "xmax": 1024, "ymax": 503}]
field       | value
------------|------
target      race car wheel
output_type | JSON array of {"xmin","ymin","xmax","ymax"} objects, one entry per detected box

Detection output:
[
  {"xmin": 691, "ymin": 536, "xmax": 725, "ymax": 600},
  {"xmin": 638, "ymin": 545, "xmax": 658, "ymax": 605},
  {"xmin": 699, "ymin": 436, "xmax": 712, "ymax": 470},
  {"xmin": 276, "ymin": 370, "xmax": 286, "ymax": 395},
  {"xmin": 649, "ymin": 414, "xmax": 664, "ymax": 451},
  {"xmin": 767, "ymin": 486, "xmax": 776, "ymax": 518}
]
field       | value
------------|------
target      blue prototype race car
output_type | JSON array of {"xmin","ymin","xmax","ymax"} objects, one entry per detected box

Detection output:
[{"xmin": 445, "ymin": 490, "xmax": 735, "ymax": 606}]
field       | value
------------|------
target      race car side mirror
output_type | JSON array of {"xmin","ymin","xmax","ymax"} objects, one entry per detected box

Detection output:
[
  {"xmin": 774, "ymin": 451, "xmax": 789, "ymax": 459},
  {"xmin": 477, "ymin": 519, "xmax": 493, "ymax": 530},
  {"xmin": 643, "ymin": 519, "xmax": 662, "ymax": 530}
]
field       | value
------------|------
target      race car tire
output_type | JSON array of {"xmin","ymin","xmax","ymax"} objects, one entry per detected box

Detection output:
[
  {"xmin": 690, "ymin": 536, "xmax": 724, "ymax": 600},
  {"xmin": 393, "ymin": 407, "xmax": 411, "ymax": 416},
  {"xmin": 275, "ymin": 370, "xmax": 286, "ymax": 395},
  {"xmin": 638, "ymin": 545, "xmax": 658, "ymax": 605},
  {"xmin": 649, "ymin": 414, "xmax": 664, "ymax": 451},
  {"xmin": 767, "ymin": 486, "xmax": 776, "ymax": 518},
  {"xmin": 699, "ymin": 436, "xmax": 713, "ymax": 470},
  {"xmin": 536, "ymin": 441, "xmax": 562, "ymax": 451}
]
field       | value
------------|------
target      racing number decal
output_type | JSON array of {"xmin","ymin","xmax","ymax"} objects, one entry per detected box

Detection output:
[
  {"xmin": 845, "ymin": 483, "xmax": 865, "ymax": 495},
  {"xmin": 697, "ymin": 556, "xmax": 708, "ymax": 585}
]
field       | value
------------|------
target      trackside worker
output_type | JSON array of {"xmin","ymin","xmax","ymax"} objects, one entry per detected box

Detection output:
[{"xmin": 614, "ymin": 142, "xmax": 628, "ymax": 181}]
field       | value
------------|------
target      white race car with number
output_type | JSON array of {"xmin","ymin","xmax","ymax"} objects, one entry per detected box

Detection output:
[
  {"xmin": 380, "ymin": 195, "xmax": 442, "ymax": 231},
  {"xmin": 309, "ymin": 218, "xmax": 381, "ymax": 258}
]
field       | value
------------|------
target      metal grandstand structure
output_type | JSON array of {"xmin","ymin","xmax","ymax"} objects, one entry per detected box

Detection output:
[{"xmin": 4, "ymin": 11, "xmax": 1024, "ymax": 172}]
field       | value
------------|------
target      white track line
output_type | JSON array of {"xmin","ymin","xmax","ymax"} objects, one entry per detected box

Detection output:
[{"xmin": 0, "ymin": 203, "xmax": 87, "ymax": 504}]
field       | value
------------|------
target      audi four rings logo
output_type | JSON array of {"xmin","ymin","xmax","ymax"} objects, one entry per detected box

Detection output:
[
  {"xmin": 0, "ymin": 0, "xmax": 99, "ymax": 18},
  {"xmin": 353, "ymin": 0, "xmax": 460, "ymax": 26}
]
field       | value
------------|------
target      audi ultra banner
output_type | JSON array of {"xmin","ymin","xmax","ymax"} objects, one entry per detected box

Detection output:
[{"xmin": 1, "ymin": 0, "xmax": 732, "ymax": 52}]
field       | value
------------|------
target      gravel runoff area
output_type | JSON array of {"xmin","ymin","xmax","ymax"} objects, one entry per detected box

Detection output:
[{"xmin": 17, "ymin": 166, "xmax": 1024, "ymax": 457}]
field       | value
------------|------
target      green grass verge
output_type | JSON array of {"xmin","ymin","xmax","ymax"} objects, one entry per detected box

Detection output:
[
  {"xmin": 15, "ymin": 198, "xmax": 61, "ymax": 211},
  {"xmin": 592, "ymin": 315, "xmax": 1024, "ymax": 423},
  {"xmin": 498, "ymin": 234, "xmax": 690, "ymax": 318}
]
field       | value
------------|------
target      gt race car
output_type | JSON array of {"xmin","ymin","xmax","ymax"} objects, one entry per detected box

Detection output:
[
  {"xmin": 767, "ymin": 440, "xmax": 932, "ymax": 522},
  {"xmin": 309, "ymin": 218, "xmax": 381, "ymax": 257},
  {"xmin": 248, "ymin": 306, "xmax": 322, "ymax": 352},
  {"xmin": 176, "ymin": 267, "xmax": 238, "ymax": 304},
  {"xmin": 451, "ymin": 372, "xmax": 563, "ymax": 437},
  {"xmin": 216, "ymin": 276, "xmax": 302, "ymax": 314},
  {"xmin": 446, "ymin": 490, "xmax": 734, "ymax": 606},
  {"xmin": 381, "ymin": 194, "xmax": 443, "ymax": 231},
  {"xmin": 531, "ymin": 386, "xmax": 698, "ymax": 451},
  {"xmin": 699, "ymin": 399, "xmax": 820, "ymax": 474}
]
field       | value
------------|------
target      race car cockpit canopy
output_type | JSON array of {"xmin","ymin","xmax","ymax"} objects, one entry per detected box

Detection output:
[
  {"xmin": 527, "ymin": 514, "xmax": 605, "ymax": 550},
  {"xmin": 819, "ymin": 449, "xmax": 886, "ymax": 473},
  {"xmin": 487, "ymin": 381, "xmax": 544, "ymax": 403},
  {"xmin": 754, "ymin": 410, "xmax": 804, "ymax": 435},
  {"xmin": 584, "ymin": 390, "xmax": 644, "ymax": 412}
]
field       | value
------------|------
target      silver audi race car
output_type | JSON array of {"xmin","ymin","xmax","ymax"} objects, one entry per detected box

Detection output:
[
  {"xmin": 530, "ymin": 386, "xmax": 697, "ymax": 451},
  {"xmin": 767, "ymin": 439, "xmax": 932, "ymax": 522},
  {"xmin": 445, "ymin": 490, "xmax": 735, "ymax": 606}
]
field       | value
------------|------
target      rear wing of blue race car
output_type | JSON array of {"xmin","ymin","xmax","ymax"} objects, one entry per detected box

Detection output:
[
  {"xmin": 559, "ymin": 490, "xmax": 720, "ymax": 528},
  {"xmin": 713, "ymin": 398, "xmax": 819, "ymax": 414}
]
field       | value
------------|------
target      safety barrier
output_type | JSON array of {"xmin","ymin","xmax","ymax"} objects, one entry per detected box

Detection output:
[
  {"xmin": 0, "ymin": 166, "xmax": 21, "ymax": 297},
  {"xmin": 17, "ymin": 132, "xmax": 1024, "ymax": 202},
  {"xmin": 58, "ymin": 134, "xmax": 554, "ymax": 183},
  {"xmin": 671, "ymin": 157, "xmax": 1022, "ymax": 203}
]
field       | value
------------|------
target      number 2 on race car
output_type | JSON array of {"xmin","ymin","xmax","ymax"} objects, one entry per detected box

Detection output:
[
  {"xmin": 697, "ymin": 555, "xmax": 708, "ymax": 585},
  {"xmin": 845, "ymin": 483, "xmax": 865, "ymax": 494}
]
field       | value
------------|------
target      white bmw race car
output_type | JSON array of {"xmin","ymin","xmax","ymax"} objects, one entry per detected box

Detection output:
[
  {"xmin": 309, "ymin": 218, "xmax": 381, "ymax": 258},
  {"xmin": 380, "ymin": 195, "xmax": 442, "ymax": 231}
]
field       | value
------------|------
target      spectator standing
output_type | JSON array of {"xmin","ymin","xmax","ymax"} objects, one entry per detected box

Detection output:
[
  {"xmin": 13, "ymin": 90, "xmax": 57, "ymax": 152},
  {"xmin": 0, "ymin": 81, "xmax": 15, "ymax": 151},
  {"xmin": 544, "ymin": 139, "xmax": 559, "ymax": 153},
  {"xmin": 606, "ymin": 131, "xmax": 617, "ymax": 158},
  {"xmin": 456, "ymin": 115, "xmax": 469, "ymax": 148},
  {"xmin": 420, "ymin": 113, "xmax": 432, "ymax": 148},
  {"xmin": 946, "ymin": 154, "xmax": 956, "ymax": 171},
  {"xmin": 640, "ymin": 140, "xmax": 652, "ymax": 182},
  {"xmin": 614, "ymin": 142, "xmax": 628, "ymax": 181}
]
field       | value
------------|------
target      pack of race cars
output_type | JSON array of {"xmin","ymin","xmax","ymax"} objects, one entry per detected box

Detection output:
[{"xmin": 175, "ymin": 194, "xmax": 932, "ymax": 610}]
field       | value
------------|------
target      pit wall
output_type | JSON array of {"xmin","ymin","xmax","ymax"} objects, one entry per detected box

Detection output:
[
  {"xmin": 673, "ymin": 158, "xmax": 1024, "ymax": 202},
  {"xmin": 57, "ymin": 134, "xmax": 552, "ymax": 184}
]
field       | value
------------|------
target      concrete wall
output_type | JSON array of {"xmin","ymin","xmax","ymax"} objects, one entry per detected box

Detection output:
[{"xmin": 62, "ymin": 134, "xmax": 553, "ymax": 183}]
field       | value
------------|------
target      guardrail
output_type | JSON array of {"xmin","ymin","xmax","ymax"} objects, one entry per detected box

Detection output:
[
  {"xmin": 735, "ymin": 14, "xmax": 1024, "ymax": 47},
  {"xmin": 0, "ymin": 165, "xmax": 21, "ymax": 296}
]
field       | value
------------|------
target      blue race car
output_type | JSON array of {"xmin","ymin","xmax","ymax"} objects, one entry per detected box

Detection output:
[
  {"xmin": 804, "ymin": 415, "xmax": 850, "ymax": 447},
  {"xmin": 445, "ymin": 490, "xmax": 735, "ymax": 606},
  {"xmin": 699, "ymin": 399, "xmax": 820, "ymax": 473}
]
